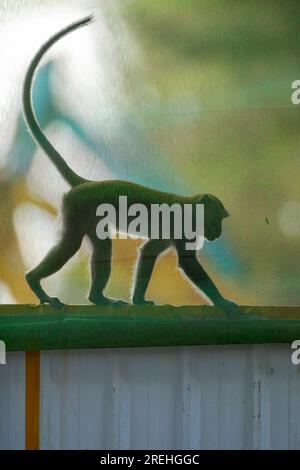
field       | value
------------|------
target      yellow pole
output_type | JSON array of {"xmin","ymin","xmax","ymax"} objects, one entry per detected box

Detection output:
[{"xmin": 25, "ymin": 351, "xmax": 40, "ymax": 450}]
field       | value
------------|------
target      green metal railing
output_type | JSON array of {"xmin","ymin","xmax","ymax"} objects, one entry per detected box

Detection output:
[{"xmin": 1, "ymin": 304, "xmax": 300, "ymax": 351}]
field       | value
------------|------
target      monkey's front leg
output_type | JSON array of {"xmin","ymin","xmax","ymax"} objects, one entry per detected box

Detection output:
[
  {"xmin": 132, "ymin": 239, "xmax": 171, "ymax": 305},
  {"xmin": 176, "ymin": 243, "xmax": 241, "ymax": 316}
]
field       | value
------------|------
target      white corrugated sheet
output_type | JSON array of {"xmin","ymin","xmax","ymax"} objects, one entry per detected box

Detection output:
[
  {"xmin": 0, "ymin": 352, "xmax": 25, "ymax": 449},
  {"xmin": 1, "ymin": 344, "xmax": 300, "ymax": 449}
]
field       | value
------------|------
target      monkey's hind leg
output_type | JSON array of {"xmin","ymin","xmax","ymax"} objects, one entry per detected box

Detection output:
[
  {"xmin": 25, "ymin": 219, "xmax": 84, "ymax": 308},
  {"xmin": 88, "ymin": 235, "xmax": 127, "ymax": 306},
  {"xmin": 132, "ymin": 239, "xmax": 170, "ymax": 305}
]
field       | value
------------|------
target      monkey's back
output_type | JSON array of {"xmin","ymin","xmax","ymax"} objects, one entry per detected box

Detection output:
[{"xmin": 66, "ymin": 180, "xmax": 189, "ymax": 210}]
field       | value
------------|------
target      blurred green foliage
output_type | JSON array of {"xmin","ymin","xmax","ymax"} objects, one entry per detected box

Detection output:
[{"xmin": 123, "ymin": 0, "xmax": 300, "ymax": 304}]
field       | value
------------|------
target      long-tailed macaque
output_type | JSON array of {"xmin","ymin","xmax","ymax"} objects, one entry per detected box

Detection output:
[{"xmin": 22, "ymin": 16, "xmax": 240, "ymax": 315}]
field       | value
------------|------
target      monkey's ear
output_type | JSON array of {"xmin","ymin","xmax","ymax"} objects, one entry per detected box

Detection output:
[{"xmin": 199, "ymin": 194, "xmax": 210, "ymax": 205}]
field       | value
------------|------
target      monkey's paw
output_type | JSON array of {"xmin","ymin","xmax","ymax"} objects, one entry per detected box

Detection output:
[
  {"xmin": 132, "ymin": 298, "xmax": 155, "ymax": 306},
  {"xmin": 215, "ymin": 298, "xmax": 242, "ymax": 318},
  {"xmin": 89, "ymin": 294, "xmax": 128, "ymax": 306},
  {"xmin": 41, "ymin": 296, "xmax": 65, "ymax": 309}
]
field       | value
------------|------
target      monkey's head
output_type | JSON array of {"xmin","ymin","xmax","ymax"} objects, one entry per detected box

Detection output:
[{"xmin": 196, "ymin": 193, "xmax": 229, "ymax": 241}]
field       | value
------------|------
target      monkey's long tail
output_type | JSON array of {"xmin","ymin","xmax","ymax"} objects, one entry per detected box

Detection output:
[{"xmin": 22, "ymin": 15, "xmax": 94, "ymax": 187}]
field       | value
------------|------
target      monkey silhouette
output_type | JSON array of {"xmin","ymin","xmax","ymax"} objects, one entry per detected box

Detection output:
[{"xmin": 22, "ymin": 15, "xmax": 240, "ymax": 316}]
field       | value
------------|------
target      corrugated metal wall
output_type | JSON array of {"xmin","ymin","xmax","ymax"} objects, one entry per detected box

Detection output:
[
  {"xmin": 1, "ymin": 344, "xmax": 300, "ymax": 449},
  {"xmin": 0, "ymin": 352, "xmax": 25, "ymax": 449}
]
